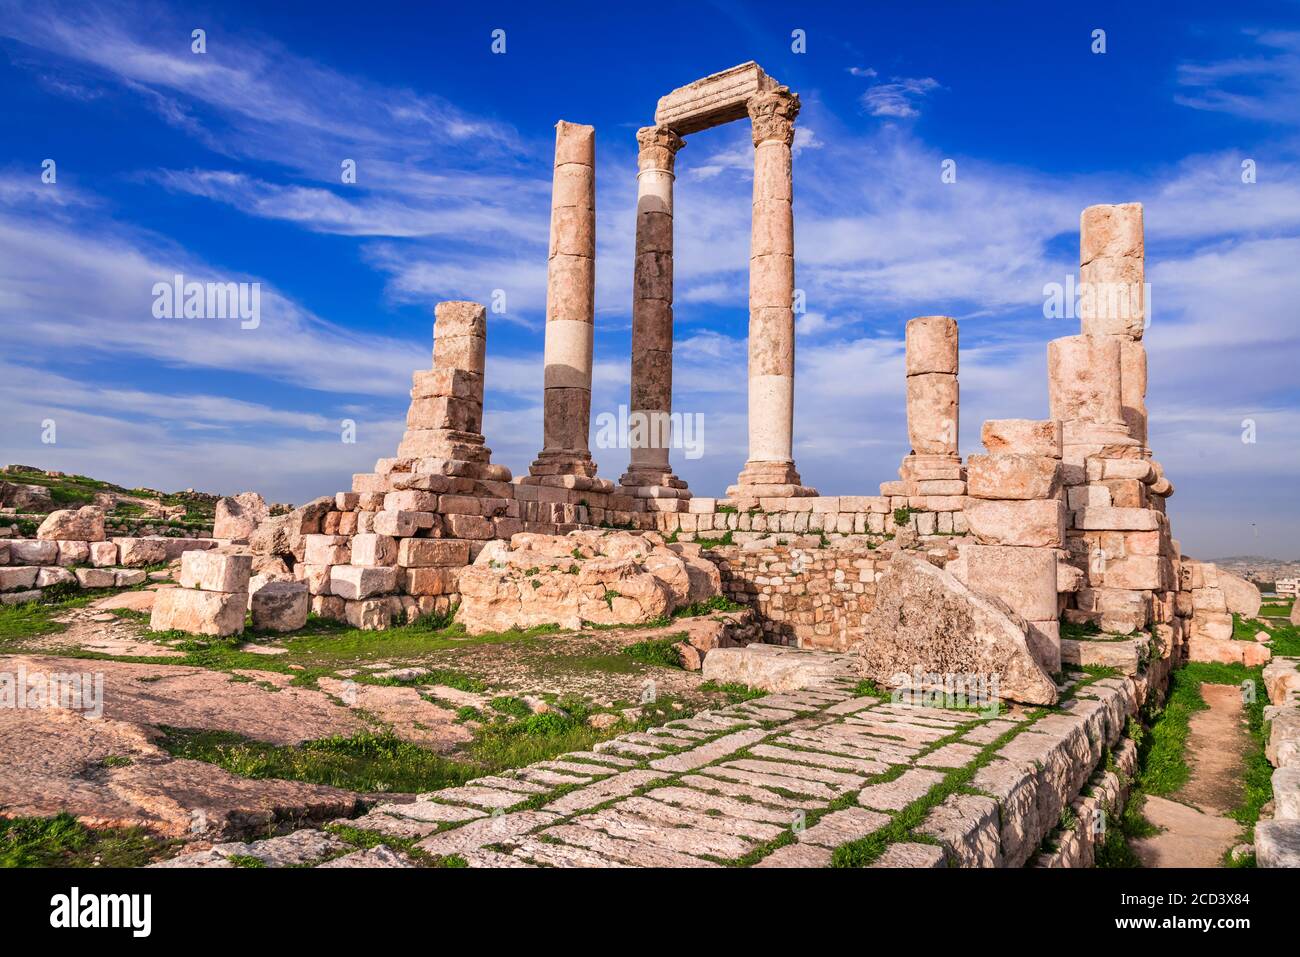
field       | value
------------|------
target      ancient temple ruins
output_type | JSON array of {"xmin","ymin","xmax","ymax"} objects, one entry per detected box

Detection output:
[{"xmin": 83, "ymin": 62, "xmax": 1231, "ymax": 687}]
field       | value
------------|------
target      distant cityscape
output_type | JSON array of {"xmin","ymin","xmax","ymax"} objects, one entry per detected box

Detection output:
[{"xmin": 1208, "ymin": 557, "xmax": 1300, "ymax": 593}]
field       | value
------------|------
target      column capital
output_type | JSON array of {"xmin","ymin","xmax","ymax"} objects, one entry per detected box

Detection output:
[
  {"xmin": 636, "ymin": 125, "xmax": 686, "ymax": 172},
  {"xmin": 747, "ymin": 86, "xmax": 800, "ymax": 147}
]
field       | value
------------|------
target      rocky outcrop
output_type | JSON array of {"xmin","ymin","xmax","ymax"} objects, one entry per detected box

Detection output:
[
  {"xmin": 0, "ymin": 480, "xmax": 53, "ymax": 511},
  {"xmin": 36, "ymin": 505, "xmax": 107, "ymax": 542},
  {"xmin": 456, "ymin": 530, "xmax": 721, "ymax": 633},
  {"xmin": 853, "ymin": 552, "xmax": 1058, "ymax": 706}
]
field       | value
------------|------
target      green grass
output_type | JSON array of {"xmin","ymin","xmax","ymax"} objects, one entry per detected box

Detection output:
[
  {"xmin": 0, "ymin": 813, "xmax": 176, "ymax": 868},
  {"xmin": 1234, "ymin": 612, "xmax": 1300, "ymax": 657},
  {"xmin": 697, "ymin": 680, "xmax": 766, "ymax": 702},
  {"xmin": 159, "ymin": 727, "xmax": 480, "ymax": 794},
  {"xmin": 621, "ymin": 635, "xmax": 686, "ymax": 669}
]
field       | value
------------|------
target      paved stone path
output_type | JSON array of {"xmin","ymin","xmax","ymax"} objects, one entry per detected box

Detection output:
[{"xmin": 157, "ymin": 665, "xmax": 1076, "ymax": 868}]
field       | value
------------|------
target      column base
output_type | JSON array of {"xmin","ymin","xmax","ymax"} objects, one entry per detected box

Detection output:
[
  {"xmin": 727, "ymin": 460, "xmax": 818, "ymax": 499},
  {"xmin": 619, "ymin": 468, "xmax": 691, "ymax": 499},
  {"xmin": 526, "ymin": 449, "xmax": 600, "ymax": 479},
  {"xmin": 899, "ymin": 453, "xmax": 966, "ymax": 496}
]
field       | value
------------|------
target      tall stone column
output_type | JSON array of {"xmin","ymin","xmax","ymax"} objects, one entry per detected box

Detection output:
[
  {"xmin": 729, "ymin": 86, "xmax": 815, "ymax": 498},
  {"xmin": 530, "ymin": 120, "xmax": 598, "ymax": 479},
  {"xmin": 620, "ymin": 125, "xmax": 690, "ymax": 497},
  {"xmin": 898, "ymin": 315, "xmax": 965, "ymax": 496},
  {"xmin": 1080, "ymin": 203, "xmax": 1148, "ymax": 447}
]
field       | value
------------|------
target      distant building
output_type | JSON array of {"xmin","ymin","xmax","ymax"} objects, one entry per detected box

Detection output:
[{"xmin": 1277, "ymin": 578, "xmax": 1300, "ymax": 598}]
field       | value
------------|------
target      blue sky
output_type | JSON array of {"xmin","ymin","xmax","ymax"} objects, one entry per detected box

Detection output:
[{"xmin": 1, "ymin": 0, "xmax": 1298, "ymax": 558}]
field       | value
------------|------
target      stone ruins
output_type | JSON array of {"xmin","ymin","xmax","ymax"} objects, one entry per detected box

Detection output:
[{"xmin": 4, "ymin": 62, "xmax": 1298, "ymax": 869}]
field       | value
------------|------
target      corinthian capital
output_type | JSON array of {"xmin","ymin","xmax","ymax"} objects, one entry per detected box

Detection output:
[
  {"xmin": 747, "ymin": 87, "xmax": 800, "ymax": 147},
  {"xmin": 636, "ymin": 125, "xmax": 686, "ymax": 173}
]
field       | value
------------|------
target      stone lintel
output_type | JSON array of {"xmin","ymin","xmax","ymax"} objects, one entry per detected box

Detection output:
[{"xmin": 654, "ymin": 61, "xmax": 779, "ymax": 136}]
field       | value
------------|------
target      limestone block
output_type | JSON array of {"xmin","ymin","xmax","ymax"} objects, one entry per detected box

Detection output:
[
  {"xmin": 11, "ymin": 540, "xmax": 57, "ymax": 564},
  {"xmin": 1217, "ymin": 570, "xmax": 1262, "ymax": 618},
  {"xmin": 351, "ymin": 533, "xmax": 398, "ymax": 567},
  {"xmin": 963, "ymin": 499, "xmax": 1066, "ymax": 547},
  {"xmin": 36, "ymin": 506, "xmax": 106, "ymax": 542},
  {"xmin": 150, "ymin": 587, "xmax": 246, "ymax": 637},
  {"xmin": 856, "ymin": 552, "xmax": 1057, "ymax": 705},
  {"xmin": 114, "ymin": 538, "xmax": 169, "ymax": 567},
  {"xmin": 73, "ymin": 567, "xmax": 116, "ymax": 588},
  {"xmin": 980, "ymin": 419, "xmax": 1062, "ymax": 458},
  {"xmin": 344, "ymin": 598, "xmax": 392, "ymax": 631},
  {"xmin": 398, "ymin": 539, "xmax": 470, "ymax": 568},
  {"xmin": 179, "ymin": 551, "xmax": 252, "ymax": 593},
  {"xmin": 404, "ymin": 567, "xmax": 460, "ymax": 596},
  {"xmin": 966, "ymin": 454, "xmax": 1062, "ymax": 501},
  {"xmin": 294, "ymin": 563, "xmax": 333, "ymax": 596},
  {"xmin": 1256, "ymin": 820, "xmax": 1300, "ymax": 868},
  {"xmin": 955, "ymin": 545, "xmax": 1059, "ymax": 621},
  {"xmin": 905, "ymin": 315, "xmax": 958, "ymax": 375},
  {"xmin": 35, "ymin": 566, "xmax": 75, "ymax": 587},
  {"xmin": 56, "ymin": 541, "xmax": 90, "ymax": 566},
  {"xmin": 372, "ymin": 510, "xmax": 433, "ymax": 537},
  {"xmin": 330, "ymin": 565, "xmax": 399, "ymax": 601},
  {"xmin": 0, "ymin": 566, "xmax": 38, "ymax": 591},
  {"xmin": 114, "ymin": 569, "xmax": 146, "ymax": 587},
  {"xmin": 1072, "ymin": 507, "xmax": 1160, "ymax": 531},
  {"xmin": 250, "ymin": 580, "xmax": 310, "ymax": 632}
]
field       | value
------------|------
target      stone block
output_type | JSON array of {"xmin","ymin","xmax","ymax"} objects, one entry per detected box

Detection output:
[
  {"xmin": 114, "ymin": 537, "xmax": 170, "ymax": 567},
  {"xmin": 56, "ymin": 541, "xmax": 90, "ymax": 566},
  {"xmin": 980, "ymin": 419, "xmax": 1062, "ymax": 458},
  {"xmin": 397, "ymin": 538, "xmax": 471, "ymax": 568},
  {"xmin": 966, "ymin": 454, "xmax": 1061, "ymax": 501},
  {"xmin": 303, "ymin": 534, "xmax": 351, "ymax": 566},
  {"xmin": 10, "ymin": 540, "xmax": 57, "ymax": 564},
  {"xmin": 73, "ymin": 567, "xmax": 116, "ymax": 588},
  {"xmin": 150, "ymin": 587, "xmax": 246, "ymax": 636},
  {"xmin": 344, "ymin": 598, "xmax": 392, "ymax": 631},
  {"xmin": 964, "ymin": 499, "xmax": 1065, "ymax": 547},
  {"xmin": 351, "ymin": 533, "xmax": 398, "ymax": 567},
  {"xmin": 330, "ymin": 565, "xmax": 399, "ymax": 600},
  {"xmin": 250, "ymin": 580, "xmax": 310, "ymax": 632},
  {"xmin": 179, "ymin": 551, "xmax": 252, "ymax": 593},
  {"xmin": 954, "ymin": 545, "xmax": 1058, "ymax": 620},
  {"xmin": 0, "ymin": 566, "xmax": 38, "ymax": 591}
]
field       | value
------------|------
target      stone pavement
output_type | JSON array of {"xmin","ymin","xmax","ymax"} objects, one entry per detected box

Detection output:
[{"xmin": 156, "ymin": 667, "xmax": 1151, "ymax": 868}]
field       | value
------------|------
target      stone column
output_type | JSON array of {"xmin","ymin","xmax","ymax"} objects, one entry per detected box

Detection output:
[
  {"xmin": 1047, "ymin": 334, "xmax": 1134, "ymax": 455},
  {"xmin": 1080, "ymin": 203, "xmax": 1147, "ymax": 447},
  {"xmin": 730, "ymin": 86, "xmax": 815, "ymax": 498},
  {"xmin": 620, "ymin": 125, "xmax": 690, "ymax": 497},
  {"xmin": 898, "ymin": 316, "xmax": 965, "ymax": 496},
  {"xmin": 530, "ymin": 120, "xmax": 598, "ymax": 478},
  {"xmin": 398, "ymin": 301, "xmax": 508, "ymax": 480}
]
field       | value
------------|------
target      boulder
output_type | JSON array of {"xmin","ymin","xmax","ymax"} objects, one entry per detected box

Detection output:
[
  {"xmin": 213, "ymin": 492, "xmax": 269, "ymax": 543},
  {"xmin": 250, "ymin": 580, "xmax": 310, "ymax": 632},
  {"xmin": 455, "ymin": 530, "xmax": 721, "ymax": 633},
  {"xmin": 854, "ymin": 552, "xmax": 1058, "ymax": 705},
  {"xmin": 1216, "ymin": 571, "xmax": 1261, "ymax": 618},
  {"xmin": 36, "ymin": 506, "xmax": 106, "ymax": 542},
  {"xmin": 249, "ymin": 496, "xmax": 333, "ymax": 559}
]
